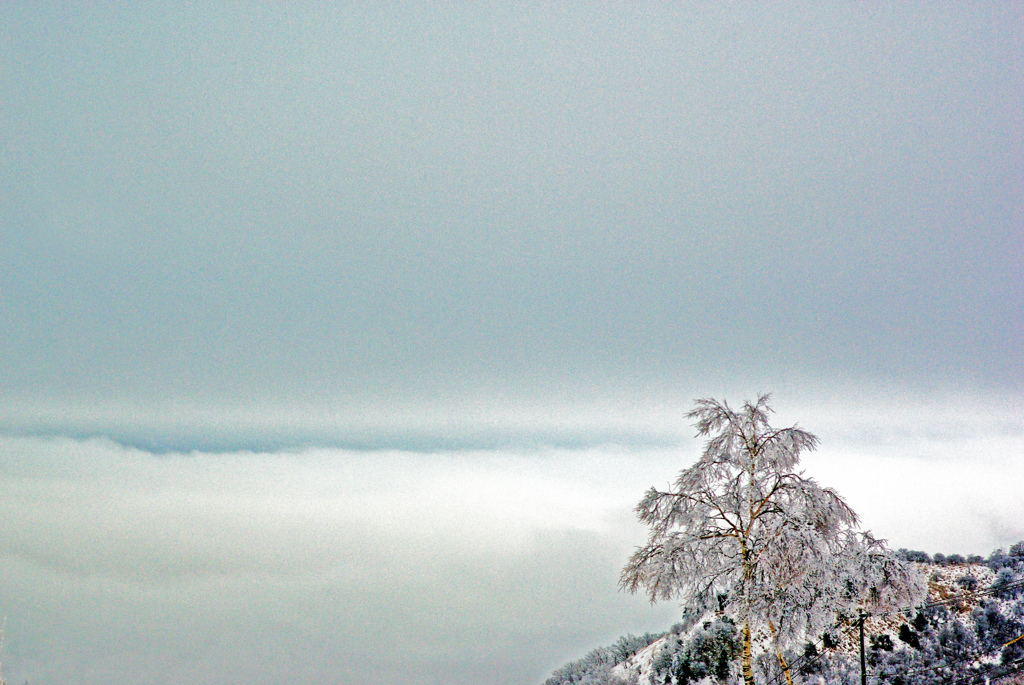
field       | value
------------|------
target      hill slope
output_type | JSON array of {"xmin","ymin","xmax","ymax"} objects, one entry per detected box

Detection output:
[{"xmin": 544, "ymin": 545, "xmax": 1024, "ymax": 685}]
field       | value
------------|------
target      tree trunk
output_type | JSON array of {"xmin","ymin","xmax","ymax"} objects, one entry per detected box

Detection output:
[
  {"xmin": 768, "ymin": 620, "xmax": 795, "ymax": 685},
  {"xmin": 741, "ymin": 622, "xmax": 756, "ymax": 685},
  {"xmin": 775, "ymin": 647, "xmax": 794, "ymax": 685}
]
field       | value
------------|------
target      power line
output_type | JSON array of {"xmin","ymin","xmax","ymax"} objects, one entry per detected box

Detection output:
[
  {"xmin": 947, "ymin": 655, "xmax": 1024, "ymax": 685},
  {"xmin": 922, "ymin": 578, "xmax": 1024, "ymax": 610}
]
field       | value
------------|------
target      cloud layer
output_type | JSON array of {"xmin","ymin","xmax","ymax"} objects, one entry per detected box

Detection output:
[
  {"xmin": 0, "ymin": 435, "xmax": 682, "ymax": 684},
  {"xmin": 0, "ymin": 393, "xmax": 1021, "ymax": 684}
]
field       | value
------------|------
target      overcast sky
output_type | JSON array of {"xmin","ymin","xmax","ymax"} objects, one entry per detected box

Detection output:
[{"xmin": 1, "ymin": 3, "xmax": 1022, "ymax": 684}]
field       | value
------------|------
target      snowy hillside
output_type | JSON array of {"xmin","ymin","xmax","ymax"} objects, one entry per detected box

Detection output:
[{"xmin": 544, "ymin": 546, "xmax": 1024, "ymax": 685}]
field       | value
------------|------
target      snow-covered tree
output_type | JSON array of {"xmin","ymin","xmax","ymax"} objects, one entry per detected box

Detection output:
[
  {"xmin": 620, "ymin": 395, "xmax": 923, "ymax": 685},
  {"xmin": 838, "ymin": 530, "xmax": 926, "ymax": 617}
]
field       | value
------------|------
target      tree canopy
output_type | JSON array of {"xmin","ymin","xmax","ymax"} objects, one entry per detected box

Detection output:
[{"xmin": 621, "ymin": 395, "xmax": 924, "ymax": 685}]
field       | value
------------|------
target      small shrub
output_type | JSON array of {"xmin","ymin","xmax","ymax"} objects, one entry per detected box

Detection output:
[
  {"xmin": 798, "ymin": 642, "xmax": 823, "ymax": 676},
  {"xmin": 988, "ymin": 549, "xmax": 1010, "ymax": 570},
  {"xmin": 651, "ymin": 618, "xmax": 740, "ymax": 685},
  {"xmin": 870, "ymin": 633, "xmax": 894, "ymax": 652},
  {"xmin": 937, "ymin": 621, "xmax": 977, "ymax": 663},
  {"xmin": 898, "ymin": 624, "xmax": 921, "ymax": 649},
  {"xmin": 912, "ymin": 612, "xmax": 929, "ymax": 632},
  {"xmin": 957, "ymin": 574, "xmax": 979, "ymax": 592},
  {"xmin": 898, "ymin": 549, "xmax": 932, "ymax": 564},
  {"xmin": 609, "ymin": 633, "xmax": 661, "ymax": 664},
  {"xmin": 994, "ymin": 568, "xmax": 1021, "ymax": 599}
]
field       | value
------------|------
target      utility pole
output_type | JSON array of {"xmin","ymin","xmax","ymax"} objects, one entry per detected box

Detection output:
[{"xmin": 859, "ymin": 611, "xmax": 868, "ymax": 685}]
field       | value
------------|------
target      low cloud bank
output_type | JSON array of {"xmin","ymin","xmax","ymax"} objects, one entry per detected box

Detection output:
[{"xmin": 0, "ymin": 436, "xmax": 682, "ymax": 684}]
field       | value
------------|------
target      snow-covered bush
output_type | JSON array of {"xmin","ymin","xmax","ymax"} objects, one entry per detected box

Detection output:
[
  {"xmin": 545, "ymin": 635, "xmax": 660, "ymax": 685},
  {"xmin": 610, "ymin": 634, "xmax": 662, "ymax": 664},
  {"xmin": 956, "ymin": 573, "xmax": 978, "ymax": 591},
  {"xmin": 994, "ymin": 567, "xmax": 1022, "ymax": 600},
  {"xmin": 544, "ymin": 646, "xmax": 618, "ymax": 685},
  {"xmin": 897, "ymin": 550, "xmax": 931, "ymax": 564},
  {"xmin": 650, "ymin": 618, "xmax": 741, "ymax": 685}
]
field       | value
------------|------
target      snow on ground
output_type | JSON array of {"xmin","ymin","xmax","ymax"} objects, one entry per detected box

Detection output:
[{"xmin": 604, "ymin": 561, "xmax": 1016, "ymax": 685}]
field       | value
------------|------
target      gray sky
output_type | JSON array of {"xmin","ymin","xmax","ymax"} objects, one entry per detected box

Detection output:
[{"xmin": 1, "ymin": 3, "xmax": 1022, "ymax": 684}]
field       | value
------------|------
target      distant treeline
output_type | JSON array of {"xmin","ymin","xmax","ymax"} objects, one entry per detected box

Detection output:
[{"xmin": 897, "ymin": 541, "xmax": 1024, "ymax": 568}]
